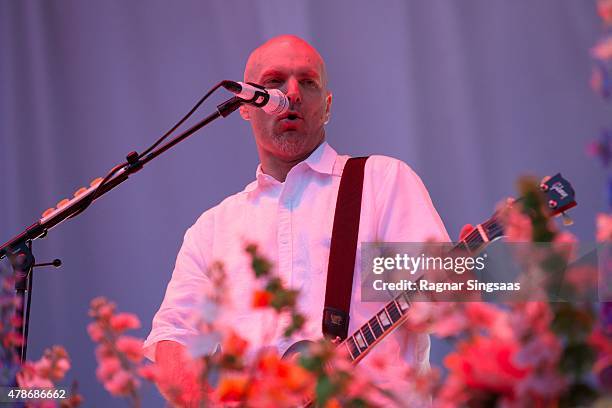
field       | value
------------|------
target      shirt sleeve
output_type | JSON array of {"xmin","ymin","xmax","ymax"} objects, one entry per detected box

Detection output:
[{"xmin": 143, "ymin": 213, "xmax": 213, "ymax": 362}]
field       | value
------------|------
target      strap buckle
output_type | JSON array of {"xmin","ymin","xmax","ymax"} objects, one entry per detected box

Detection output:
[{"xmin": 322, "ymin": 307, "xmax": 350, "ymax": 341}]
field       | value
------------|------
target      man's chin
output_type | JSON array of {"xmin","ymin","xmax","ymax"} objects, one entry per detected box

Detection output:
[
  {"xmin": 276, "ymin": 129, "xmax": 302, "ymax": 138},
  {"xmin": 271, "ymin": 133, "xmax": 312, "ymax": 159}
]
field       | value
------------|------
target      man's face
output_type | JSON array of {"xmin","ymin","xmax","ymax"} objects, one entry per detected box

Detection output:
[{"xmin": 240, "ymin": 38, "xmax": 332, "ymax": 163}]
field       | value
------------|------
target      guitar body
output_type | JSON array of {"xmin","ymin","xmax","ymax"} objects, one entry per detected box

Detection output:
[{"xmin": 282, "ymin": 339, "xmax": 315, "ymax": 360}]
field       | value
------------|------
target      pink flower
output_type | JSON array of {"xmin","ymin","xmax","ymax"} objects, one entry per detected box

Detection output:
[
  {"xmin": 110, "ymin": 313, "xmax": 141, "ymax": 332},
  {"xmin": 10, "ymin": 315, "xmax": 22, "ymax": 327},
  {"xmin": 3, "ymin": 331, "xmax": 23, "ymax": 347},
  {"xmin": 215, "ymin": 375, "xmax": 249, "ymax": 403},
  {"xmin": 592, "ymin": 37, "xmax": 612, "ymax": 60},
  {"xmin": 222, "ymin": 330, "xmax": 249, "ymax": 357},
  {"xmin": 589, "ymin": 326, "xmax": 612, "ymax": 356},
  {"xmin": 54, "ymin": 357, "xmax": 71, "ymax": 377},
  {"xmin": 116, "ymin": 336, "xmax": 144, "ymax": 363},
  {"xmin": 403, "ymin": 302, "xmax": 435, "ymax": 331},
  {"xmin": 137, "ymin": 364, "xmax": 158, "ymax": 382},
  {"xmin": 96, "ymin": 356, "xmax": 121, "ymax": 382},
  {"xmin": 99, "ymin": 304, "xmax": 114, "ymax": 318},
  {"xmin": 432, "ymin": 310, "xmax": 467, "ymax": 338},
  {"xmin": 104, "ymin": 369, "xmax": 138, "ymax": 396},
  {"xmin": 591, "ymin": 66, "xmax": 606, "ymax": 95},
  {"xmin": 510, "ymin": 302, "xmax": 552, "ymax": 337},
  {"xmin": 95, "ymin": 343, "xmax": 114, "ymax": 360},
  {"xmin": 252, "ymin": 290, "xmax": 273, "ymax": 308},
  {"xmin": 37, "ymin": 355, "xmax": 70, "ymax": 382},
  {"xmin": 552, "ymin": 231, "xmax": 578, "ymax": 262},
  {"xmin": 465, "ymin": 302, "xmax": 502, "ymax": 328},
  {"xmin": 436, "ymin": 375, "xmax": 470, "ymax": 407},
  {"xmin": 444, "ymin": 336, "xmax": 530, "ymax": 397},
  {"xmin": 597, "ymin": 213, "xmax": 612, "ymax": 242},
  {"xmin": 598, "ymin": 0, "xmax": 612, "ymax": 23},
  {"xmin": 16, "ymin": 363, "xmax": 54, "ymax": 389},
  {"xmin": 34, "ymin": 356, "xmax": 51, "ymax": 373},
  {"xmin": 87, "ymin": 322, "xmax": 105, "ymax": 342},
  {"xmin": 565, "ymin": 265, "xmax": 599, "ymax": 296},
  {"xmin": 344, "ymin": 368, "xmax": 376, "ymax": 400},
  {"xmin": 500, "ymin": 205, "xmax": 533, "ymax": 242}
]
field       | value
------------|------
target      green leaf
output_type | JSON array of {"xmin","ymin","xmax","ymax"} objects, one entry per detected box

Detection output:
[
  {"xmin": 551, "ymin": 303, "xmax": 594, "ymax": 341},
  {"xmin": 283, "ymin": 313, "xmax": 306, "ymax": 337},
  {"xmin": 265, "ymin": 278, "xmax": 282, "ymax": 292},
  {"xmin": 345, "ymin": 397, "xmax": 369, "ymax": 408},
  {"xmin": 558, "ymin": 342, "xmax": 596, "ymax": 377},
  {"xmin": 299, "ymin": 353, "xmax": 327, "ymax": 375},
  {"xmin": 315, "ymin": 376, "xmax": 338, "ymax": 405},
  {"xmin": 252, "ymin": 256, "xmax": 272, "ymax": 277},
  {"xmin": 558, "ymin": 382, "xmax": 598, "ymax": 408}
]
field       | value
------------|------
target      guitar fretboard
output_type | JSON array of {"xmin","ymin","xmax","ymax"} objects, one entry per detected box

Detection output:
[{"xmin": 340, "ymin": 216, "xmax": 504, "ymax": 363}]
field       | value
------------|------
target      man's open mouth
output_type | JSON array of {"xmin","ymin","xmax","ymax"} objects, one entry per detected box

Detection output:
[{"xmin": 278, "ymin": 111, "xmax": 302, "ymax": 121}]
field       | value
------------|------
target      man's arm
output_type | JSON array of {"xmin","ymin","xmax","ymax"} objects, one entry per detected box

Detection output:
[
  {"xmin": 155, "ymin": 340, "xmax": 203, "ymax": 407},
  {"xmin": 145, "ymin": 214, "xmax": 216, "ymax": 405}
]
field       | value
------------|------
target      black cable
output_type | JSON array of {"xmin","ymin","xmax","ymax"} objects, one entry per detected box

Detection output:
[
  {"xmin": 69, "ymin": 81, "xmax": 226, "ymax": 218},
  {"xmin": 138, "ymin": 81, "xmax": 225, "ymax": 159}
]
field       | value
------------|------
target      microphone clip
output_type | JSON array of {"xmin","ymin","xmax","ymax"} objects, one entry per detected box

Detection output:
[
  {"xmin": 243, "ymin": 82, "xmax": 271, "ymax": 107},
  {"xmin": 221, "ymin": 80, "xmax": 270, "ymax": 107}
]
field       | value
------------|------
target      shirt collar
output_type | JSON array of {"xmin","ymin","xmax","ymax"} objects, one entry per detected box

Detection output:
[
  {"xmin": 302, "ymin": 141, "xmax": 337, "ymax": 175},
  {"xmin": 245, "ymin": 141, "xmax": 338, "ymax": 193}
]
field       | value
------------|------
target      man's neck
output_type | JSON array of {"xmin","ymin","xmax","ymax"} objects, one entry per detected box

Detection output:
[{"xmin": 259, "ymin": 141, "xmax": 324, "ymax": 182}]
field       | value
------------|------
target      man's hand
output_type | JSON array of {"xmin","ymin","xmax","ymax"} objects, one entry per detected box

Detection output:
[{"xmin": 155, "ymin": 340, "xmax": 204, "ymax": 407}]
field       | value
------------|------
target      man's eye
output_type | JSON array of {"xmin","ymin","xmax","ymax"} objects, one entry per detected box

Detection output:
[
  {"xmin": 301, "ymin": 79, "xmax": 318, "ymax": 87},
  {"xmin": 264, "ymin": 79, "xmax": 282, "ymax": 87}
]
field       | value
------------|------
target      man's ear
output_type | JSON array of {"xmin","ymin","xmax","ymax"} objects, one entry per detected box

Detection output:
[
  {"xmin": 324, "ymin": 92, "xmax": 333, "ymax": 124},
  {"xmin": 239, "ymin": 105, "xmax": 250, "ymax": 121}
]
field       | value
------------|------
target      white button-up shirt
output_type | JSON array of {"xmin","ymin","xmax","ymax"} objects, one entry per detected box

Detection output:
[{"xmin": 144, "ymin": 142, "xmax": 449, "ymax": 397}]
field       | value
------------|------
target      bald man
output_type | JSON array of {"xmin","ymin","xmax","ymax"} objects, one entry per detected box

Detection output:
[{"xmin": 145, "ymin": 35, "xmax": 449, "ymax": 406}]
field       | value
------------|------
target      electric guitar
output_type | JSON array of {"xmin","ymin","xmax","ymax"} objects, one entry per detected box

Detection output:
[{"xmin": 282, "ymin": 173, "xmax": 577, "ymax": 376}]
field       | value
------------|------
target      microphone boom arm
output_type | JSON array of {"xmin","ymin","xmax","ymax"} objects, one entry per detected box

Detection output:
[{"xmin": 0, "ymin": 94, "xmax": 243, "ymax": 365}]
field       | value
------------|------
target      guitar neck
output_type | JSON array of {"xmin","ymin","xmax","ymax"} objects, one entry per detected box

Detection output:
[
  {"xmin": 339, "ymin": 217, "xmax": 504, "ymax": 364},
  {"xmin": 336, "ymin": 172, "xmax": 577, "ymax": 364}
]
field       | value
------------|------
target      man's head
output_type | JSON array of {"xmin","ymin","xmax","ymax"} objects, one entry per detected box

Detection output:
[{"xmin": 240, "ymin": 35, "xmax": 332, "ymax": 169}]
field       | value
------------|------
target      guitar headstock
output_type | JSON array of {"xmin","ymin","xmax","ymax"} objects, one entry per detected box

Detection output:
[
  {"xmin": 470, "ymin": 173, "xmax": 578, "ymax": 244},
  {"xmin": 539, "ymin": 173, "xmax": 577, "ymax": 217}
]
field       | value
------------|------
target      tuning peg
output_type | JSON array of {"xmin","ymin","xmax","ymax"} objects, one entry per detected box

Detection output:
[
  {"xmin": 540, "ymin": 176, "xmax": 552, "ymax": 191},
  {"xmin": 562, "ymin": 212, "xmax": 574, "ymax": 226},
  {"xmin": 548, "ymin": 199, "xmax": 558, "ymax": 209},
  {"xmin": 73, "ymin": 187, "xmax": 88, "ymax": 197},
  {"xmin": 90, "ymin": 177, "xmax": 103, "ymax": 187}
]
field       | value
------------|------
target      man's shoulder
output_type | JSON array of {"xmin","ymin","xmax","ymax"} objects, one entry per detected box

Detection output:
[
  {"xmin": 364, "ymin": 154, "xmax": 408, "ymax": 167},
  {"xmin": 362, "ymin": 154, "xmax": 419, "ymax": 179},
  {"xmin": 360, "ymin": 154, "xmax": 436, "ymax": 200},
  {"xmin": 334, "ymin": 152, "xmax": 423, "ymax": 188}
]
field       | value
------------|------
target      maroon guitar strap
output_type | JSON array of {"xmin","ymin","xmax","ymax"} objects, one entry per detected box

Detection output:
[{"xmin": 322, "ymin": 156, "xmax": 369, "ymax": 340}]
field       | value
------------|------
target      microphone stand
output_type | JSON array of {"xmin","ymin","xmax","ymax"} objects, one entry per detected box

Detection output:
[{"xmin": 0, "ymin": 96, "xmax": 243, "ymax": 367}]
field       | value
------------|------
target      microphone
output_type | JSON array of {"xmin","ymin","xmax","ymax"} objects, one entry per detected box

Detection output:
[{"xmin": 221, "ymin": 80, "xmax": 289, "ymax": 116}]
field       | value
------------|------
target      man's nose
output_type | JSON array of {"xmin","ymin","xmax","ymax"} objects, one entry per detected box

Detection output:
[{"xmin": 284, "ymin": 77, "xmax": 302, "ymax": 105}]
